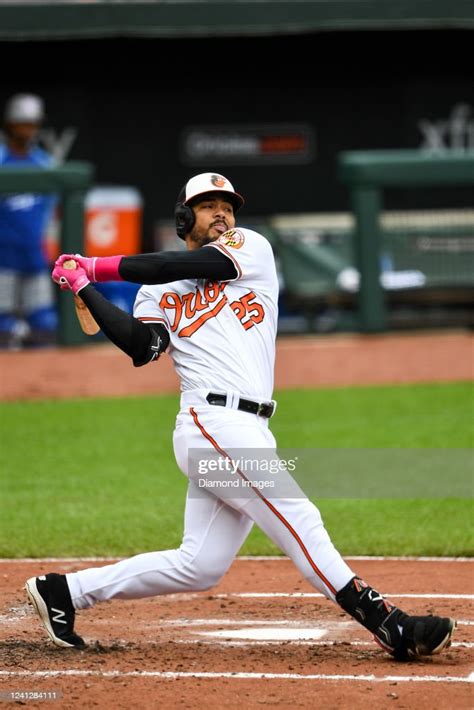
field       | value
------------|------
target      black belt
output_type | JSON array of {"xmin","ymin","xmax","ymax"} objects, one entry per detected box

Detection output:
[{"xmin": 206, "ymin": 392, "xmax": 275, "ymax": 418}]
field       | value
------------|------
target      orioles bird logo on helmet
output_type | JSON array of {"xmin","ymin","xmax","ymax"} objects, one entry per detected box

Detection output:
[{"xmin": 211, "ymin": 175, "xmax": 227, "ymax": 188}]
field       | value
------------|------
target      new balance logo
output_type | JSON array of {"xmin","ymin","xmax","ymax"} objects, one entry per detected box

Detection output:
[{"xmin": 51, "ymin": 607, "xmax": 67, "ymax": 624}]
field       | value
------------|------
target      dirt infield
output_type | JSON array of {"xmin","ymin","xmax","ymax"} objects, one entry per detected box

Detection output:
[
  {"xmin": 0, "ymin": 558, "xmax": 472, "ymax": 709},
  {"xmin": 1, "ymin": 330, "xmax": 473, "ymax": 401}
]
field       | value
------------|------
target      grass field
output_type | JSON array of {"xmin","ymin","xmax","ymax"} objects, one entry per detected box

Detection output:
[{"xmin": 1, "ymin": 382, "xmax": 472, "ymax": 557}]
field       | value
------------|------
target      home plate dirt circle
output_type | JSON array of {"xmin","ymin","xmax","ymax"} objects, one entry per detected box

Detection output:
[{"xmin": 0, "ymin": 557, "xmax": 473, "ymax": 709}]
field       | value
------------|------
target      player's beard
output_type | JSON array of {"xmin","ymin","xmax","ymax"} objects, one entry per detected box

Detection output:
[{"xmin": 188, "ymin": 227, "xmax": 220, "ymax": 249}]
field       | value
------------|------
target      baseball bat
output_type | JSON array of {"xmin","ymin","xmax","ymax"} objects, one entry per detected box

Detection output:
[{"xmin": 63, "ymin": 259, "xmax": 100, "ymax": 336}]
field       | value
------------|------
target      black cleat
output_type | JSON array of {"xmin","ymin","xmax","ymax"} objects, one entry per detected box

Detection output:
[
  {"xmin": 336, "ymin": 576, "xmax": 456, "ymax": 662},
  {"xmin": 391, "ymin": 615, "xmax": 456, "ymax": 661},
  {"xmin": 25, "ymin": 573, "xmax": 86, "ymax": 649}
]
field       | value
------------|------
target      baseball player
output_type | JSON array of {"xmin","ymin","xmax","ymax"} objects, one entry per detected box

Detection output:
[
  {"xmin": 26, "ymin": 172, "xmax": 455, "ymax": 661},
  {"xmin": 0, "ymin": 94, "xmax": 58, "ymax": 348}
]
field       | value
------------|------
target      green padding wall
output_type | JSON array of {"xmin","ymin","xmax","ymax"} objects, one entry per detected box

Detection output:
[{"xmin": 0, "ymin": 1, "xmax": 472, "ymax": 40}]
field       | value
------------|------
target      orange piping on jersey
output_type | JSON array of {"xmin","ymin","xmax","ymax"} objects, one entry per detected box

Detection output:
[
  {"xmin": 206, "ymin": 242, "xmax": 243, "ymax": 279},
  {"xmin": 189, "ymin": 407, "xmax": 337, "ymax": 596},
  {"xmin": 178, "ymin": 295, "xmax": 228, "ymax": 338}
]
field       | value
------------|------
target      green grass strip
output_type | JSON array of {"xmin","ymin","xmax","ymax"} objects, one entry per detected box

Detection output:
[{"xmin": 1, "ymin": 382, "xmax": 472, "ymax": 557}]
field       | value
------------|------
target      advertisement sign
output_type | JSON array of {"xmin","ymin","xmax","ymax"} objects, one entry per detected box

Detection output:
[{"xmin": 180, "ymin": 124, "xmax": 315, "ymax": 165}]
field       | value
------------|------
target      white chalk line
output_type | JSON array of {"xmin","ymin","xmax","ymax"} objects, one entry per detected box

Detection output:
[
  {"xmin": 159, "ymin": 617, "xmax": 473, "ymax": 628},
  {"xmin": 3, "ymin": 614, "xmax": 472, "ymax": 627},
  {"xmin": 109, "ymin": 591, "xmax": 473, "ymax": 602},
  {"xmin": 174, "ymin": 639, "xmax": 474, "ymax": 649},
  {"xmin": 0, "ymin": 556, "xmax": 472, "ymax": 563},
  {"xmin": 244, "ymin": 556, "xmax": 474, "ymax": 563},
  {"xmin": 2, "ymin": 615, "xmax": 472, "ymax": 632},
  {"xmin": 0, "ymin": 670, "xmax": 472, "ymax": 684},
  {"xmin": 210, "ymin": 592, "xmax": 474, "ymax": 600},
  {"xmin": 158, "ymin": 619, "xmax": 350, "ymax": 627}
]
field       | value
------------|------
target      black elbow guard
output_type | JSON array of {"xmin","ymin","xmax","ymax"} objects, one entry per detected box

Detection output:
[{"xmin": 132, "ymin": 321, "xmax": 170, "ymax": 367}]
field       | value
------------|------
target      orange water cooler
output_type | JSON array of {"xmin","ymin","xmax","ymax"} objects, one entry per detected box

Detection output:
[
  {"xmin": 44, "ymin": 185, "xmax": 143, "ymax": 262},
  {"xmin": 84, "ymin": 187, "xmax": 143, "ymax": 317},
  {"xmin": 44, "ymin": 186, "xmax": 143, "ymax": 317},
  {"xmin": 84, "ymin": 186, "xmax": 142, "ymax": 256}
]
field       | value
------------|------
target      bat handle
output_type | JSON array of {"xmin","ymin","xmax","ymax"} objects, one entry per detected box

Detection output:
[
  {"xmin": 59, "ymin": 257, "xmax": 100, "ymax": 335},
  {"xmin": 63, "ymin": 259, "xmax": 77, "ymax": 270}
]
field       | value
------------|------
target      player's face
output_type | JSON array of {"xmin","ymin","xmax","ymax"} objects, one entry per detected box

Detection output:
[
  {"xmin": 6, "ymin": 122, "xmax": 40, "ymax": 144},
  {"xmin": 187, "ymin": 197, "xmax": 236, "ymax": 250}
]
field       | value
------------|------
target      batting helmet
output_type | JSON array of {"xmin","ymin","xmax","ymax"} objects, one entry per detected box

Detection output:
[
  {"xmin": 175, "ymin": 173, "xmax": 244, "ymax": 239},
  {"xmin": 4, "ymin": 94, "xmax": 45, "ymax": 124}
]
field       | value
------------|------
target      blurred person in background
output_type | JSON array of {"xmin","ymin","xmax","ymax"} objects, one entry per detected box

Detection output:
[{"xmin": 0, "ymin": 93, "xmax": 58, "ymax": 348}]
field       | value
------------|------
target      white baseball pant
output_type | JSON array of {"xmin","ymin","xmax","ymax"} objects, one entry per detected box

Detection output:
[{"xmin": 67, "ymin": 389, "xmax": 354, "ymax": 609}]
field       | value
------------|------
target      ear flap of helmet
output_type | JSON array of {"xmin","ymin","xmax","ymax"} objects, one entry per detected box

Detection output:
[{"xmin": 175, "ymin": 202, "xmax": 195, "ymax": 240}]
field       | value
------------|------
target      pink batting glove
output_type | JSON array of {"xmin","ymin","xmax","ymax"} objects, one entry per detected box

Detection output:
[
  {"xmin": 55, "ymin": 253, "xmax": 124, "ymax": 282},
  {"xmin": 52, "ymin": 264, "xmax": 90, "ymax": 295},
  {"xmin": 55, "ymin": 253, "xmax": 96, "ymax": 281}
]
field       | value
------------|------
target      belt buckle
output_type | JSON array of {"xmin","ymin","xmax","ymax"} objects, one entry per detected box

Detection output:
[{"xmin": 257, "ymin": 401, "xmax": 274, "ymax": 418}]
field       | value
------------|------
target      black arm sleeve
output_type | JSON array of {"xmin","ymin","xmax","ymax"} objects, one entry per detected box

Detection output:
[
  {"xmin": 118, "ymin": 246, "xmax": 237, "ymax": 284},
  {"xmin": 79, "ymin": 284, "xmax": 170, "ymax": 367}
]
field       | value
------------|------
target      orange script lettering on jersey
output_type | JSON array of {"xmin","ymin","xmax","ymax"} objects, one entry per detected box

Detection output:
[
  {"xmin": 159, "ymin": 282, "xmax": 265, "ymax": 338},
  {"xmin": 159, "ymin": 281, "xmax": 227, "ymax": 338}
]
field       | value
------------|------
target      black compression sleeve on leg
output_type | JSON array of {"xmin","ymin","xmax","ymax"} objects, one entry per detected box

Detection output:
[
  {"xmin": 78, "ymin": 284, "xmax": 169, "ymax": 366},
  {"xmin": 119, "ymin": 247, "xmax": 237, "ymax": 284}
]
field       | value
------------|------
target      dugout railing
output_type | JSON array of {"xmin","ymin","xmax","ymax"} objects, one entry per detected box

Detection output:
[
  {"xmin": 0, "ymin": 162, "xmax": 94, "ymax": 345},
  {"xmin": 338, "ymin": 149, "xmax": 474, "ymax": 332}
]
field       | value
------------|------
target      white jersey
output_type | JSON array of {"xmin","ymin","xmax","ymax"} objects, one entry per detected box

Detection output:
[{"xmin": 133, "ymin": 228, "xmax": 279, "ymax": 400}]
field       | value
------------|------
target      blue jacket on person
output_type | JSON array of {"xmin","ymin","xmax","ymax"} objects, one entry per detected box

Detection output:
[{"xmin": 0, "ymin": 143, "xmax": 56, "ymax": 273}]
